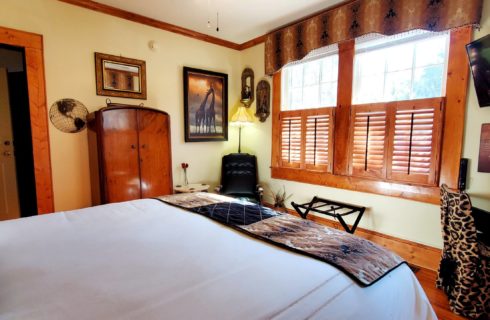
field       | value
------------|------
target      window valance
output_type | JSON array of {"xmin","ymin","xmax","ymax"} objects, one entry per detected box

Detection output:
[{"xmin": 264, "ymin": 0, "xmax": 483, "ymax": 75}]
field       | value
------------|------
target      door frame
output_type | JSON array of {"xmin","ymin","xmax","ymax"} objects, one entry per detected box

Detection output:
[{"xmin": 0, "ymin": 26, "xmax": 54, "ymax": 214}]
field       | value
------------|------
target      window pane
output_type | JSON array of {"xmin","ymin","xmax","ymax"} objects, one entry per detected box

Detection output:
[
  {"xmin": 303, "ymin": 60, "xmax": 320, "ymax": 86},
  {"xmin": 281, "ymin": 47, "xmax": 339, "ymax": 110},
  {"xmin": 411, "ymin": 65, "xmax": 444, "ymax": 99},
  {"xmin": 415, "ymin": 36, "xmax": 447, "ymax": 67},
  {"xmin": 291, "ymin": 65, "xmax": 303, "ymax": 87},
  {"xmin": 358, "ymin": 51, "xmax": 385, "ymax": 76},
  {"xmin": 386, "ymin": 43, "xmax": 413, "ymax": 72},
  {"xmin": 353, "ymin": 30, "xmax": 449, "ymax": 104},
  {"xmin": 356, "ymin": 74, "xmax": 384, "ymax": 103},
  {"xmin": 291, "ymin": 88, "xmax": 303, "ymax": 109},
  {"xmin": 384, "ymin": 70, "xmax": 411, "ymax": 101},
  {"xmin": 303, "ymin": 85, "xmax": 320, "ymax": 107},
  {"xmin": 320, "ymin": 82, "xmax": 337, "ymax": 106},
  {"xmin": 321, "ymin": 55, "xmax": 338, "ymax": 82}
]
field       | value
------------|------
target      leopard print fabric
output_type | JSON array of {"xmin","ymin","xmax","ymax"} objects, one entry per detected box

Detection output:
[{"xmin": 436, "ymin": 185, "xmax": 490, "ymax": 319}]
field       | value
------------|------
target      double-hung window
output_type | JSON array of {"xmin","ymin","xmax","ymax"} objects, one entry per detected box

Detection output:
[
  {"xmin": 279, "ymin": 45, "xmax": 339, "ymax": 172},
  {"xmin": 272, "ymin": 26, "xmax": 471, "ymax": 203},
  {"xmin": 350, "ymin": 31, "xmax": 449, "ymax": 185}
]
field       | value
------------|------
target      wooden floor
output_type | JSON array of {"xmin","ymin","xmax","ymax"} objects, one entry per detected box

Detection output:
[{"xmin": 414, "ymin": 267, "xmax": 467, "ymax": 320}]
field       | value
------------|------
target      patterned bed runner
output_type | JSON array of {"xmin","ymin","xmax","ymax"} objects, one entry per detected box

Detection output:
[{"xmin": 156, "ymin": 193, "xmax": 405, "ymax": 286}]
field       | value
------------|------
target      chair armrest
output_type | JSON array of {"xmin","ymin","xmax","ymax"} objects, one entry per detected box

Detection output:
[
  {"xmin": 256, "ymin": 185, "xmax": 264, "ymax": 204},
  {"xmin": 256, "ymin": 185, "xmax": 264, "ymax": 195}
]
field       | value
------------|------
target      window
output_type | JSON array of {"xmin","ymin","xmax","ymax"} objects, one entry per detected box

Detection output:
[
  {"xmin": 349, "ymin": 98, "xmax": 444, "ymax": 185},
  {"xmin": 349, "ymin": 31, "xmax": 448, "ymax": 186},
  {"xmin": 281, "ymin": 46, "xmax": 339, "ymax": 110},
  {"xmin": 350, "ymin": 105, "xmax": 387, "ymax": 179},
  {"xmin": 279, "ymin": 109, "xmax": 334, "ymax": 171},
  {"xmin": 271, "ymin": 27, "xmax": 471, "ymax": 203},
  {"xmin": 353, "ymin": 31, "xmax": 449, "ymax": 104},
  {"xmin": 278, "ymin": 46, "xmax": 338, "ymax": 172}
]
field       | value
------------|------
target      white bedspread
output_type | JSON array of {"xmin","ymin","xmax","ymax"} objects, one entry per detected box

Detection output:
[{"xmin": 0, "ymin": 199, "xmax": 436, "ymax": 319}]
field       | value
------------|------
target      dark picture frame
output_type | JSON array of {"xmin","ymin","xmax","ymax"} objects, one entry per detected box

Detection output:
[
  {"xmin": 95, "ymin": 52, "xmax": 147, "ymax": 100},
  {"xmin": 478, "ymin": 123, "xmax": 490, "ymax": 173},
  {"xmin": 183, "ymin": 67, "xmax": 228, "ymax": 142},
  {"xmin": 466, "ymin": 34, "xmax": 490, "ymax": 108}
]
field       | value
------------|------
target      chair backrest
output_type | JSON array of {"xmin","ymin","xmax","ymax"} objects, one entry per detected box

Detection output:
[
  {"xmin": 437, "ymin": 184, "xmax": 489, "ymax": 319},
  {"xmin": 220, "ymin": 153, "xmax": 258, "ymax": 198}
]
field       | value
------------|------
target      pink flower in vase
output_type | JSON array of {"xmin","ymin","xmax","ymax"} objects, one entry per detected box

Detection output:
[{"xmin": 181, "ymin": 163, "xmax": 189, "ymax": 186}]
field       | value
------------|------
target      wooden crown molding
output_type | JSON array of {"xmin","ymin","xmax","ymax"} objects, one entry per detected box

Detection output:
[{"xmin": 58, "ymin": 0, "xmax": 268, "ymax": 51}]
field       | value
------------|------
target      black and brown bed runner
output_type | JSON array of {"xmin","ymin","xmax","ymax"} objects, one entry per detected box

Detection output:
[{"xmin": 155, "ymin": 193, "xmax": 405, "ymax": 286}]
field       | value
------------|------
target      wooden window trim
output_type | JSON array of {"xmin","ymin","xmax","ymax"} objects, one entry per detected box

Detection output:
[{"xmin": 271, "ymin": 27, "xmax": 472, "ymax": 205}]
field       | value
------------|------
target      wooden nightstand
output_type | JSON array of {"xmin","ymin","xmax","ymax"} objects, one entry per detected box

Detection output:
[{"xmin": 174, "ymin": 183, "xmax": 210, "ymax": 194}]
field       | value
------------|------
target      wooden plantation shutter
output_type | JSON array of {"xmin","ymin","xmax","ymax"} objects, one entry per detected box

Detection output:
[
  {"xmin": 279, "ymin": 108, "xmax": 334, "ymax": 172},
  {"xmin": 350, "ymin": 105, "xmax": 388, "ymax": 178},
  {"xmin": 305, "ymin": 110, "xmax": 333, "ymax": 171},
  {"xmin": 387, "ymin": 98, "xmax": 444, "ymax": 185},
  {"xmin": 280, "ymin": 114, "xmax": 302, "ymax": 167}
]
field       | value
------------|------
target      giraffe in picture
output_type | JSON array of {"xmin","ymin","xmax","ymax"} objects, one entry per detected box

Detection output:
[
  {"xmin": 195, "ymin": 89, "xmax": 212, "ymax": 133},
  {"xmin": 206, "ymin": 85, "xmax": 216, "ymax": 133}
]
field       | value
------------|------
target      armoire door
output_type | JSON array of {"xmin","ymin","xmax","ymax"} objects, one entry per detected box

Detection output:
[
  {"xmin": 101, "ymin": 108, "xmax": 141, "ymax": 202},
  {"xmin": 137, "ymin": 109, "xmax": 173, "ymax": 197}
]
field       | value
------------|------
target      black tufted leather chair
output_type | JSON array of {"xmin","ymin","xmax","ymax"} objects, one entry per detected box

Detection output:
[{"xmin": 215, "ymin": 153, "xmax": 263, "ymax": 203}]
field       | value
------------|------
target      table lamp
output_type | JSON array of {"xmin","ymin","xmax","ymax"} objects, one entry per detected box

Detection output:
[{"xmin": 230, "ymin": 104, "xmax": 254, "ymax": 153}]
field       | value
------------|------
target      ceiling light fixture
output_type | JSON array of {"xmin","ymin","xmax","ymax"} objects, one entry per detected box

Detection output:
[{"xmin": 216, "ymin": 12, "xmax": 219, "ymax": 32}]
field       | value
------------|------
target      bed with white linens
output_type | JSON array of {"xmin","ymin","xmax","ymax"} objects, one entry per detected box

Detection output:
[{"xmin": 0, "ymin": 199, "xmax": 436, "ymax": 319}]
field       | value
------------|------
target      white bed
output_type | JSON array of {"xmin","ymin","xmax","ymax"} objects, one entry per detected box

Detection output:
[{"xmin": 0, "ymin": 199, "xmax": 436, "ymax": 319}]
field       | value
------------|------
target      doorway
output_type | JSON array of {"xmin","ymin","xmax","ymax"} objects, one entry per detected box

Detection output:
[
  {"xmin": 0, "ymin": 26, "xmax": 54, "ymax": 215},
  {"xmin": 0, "ymin": 45, "xmax": 38, "ymax": 220}
]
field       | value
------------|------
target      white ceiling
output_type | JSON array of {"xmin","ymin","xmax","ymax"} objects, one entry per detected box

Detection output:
[{"xmin": 94, "ymin": 0, "xmax": 344, "ymax": 44}]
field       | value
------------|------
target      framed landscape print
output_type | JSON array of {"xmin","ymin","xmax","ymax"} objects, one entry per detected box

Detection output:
[
  {"xmin": 183, "ymin": 67, "xmax": 228, "ymax": 142},
  {"xmin": 95, "ymin": 52, "xmax": 147, "ymax": 99}
]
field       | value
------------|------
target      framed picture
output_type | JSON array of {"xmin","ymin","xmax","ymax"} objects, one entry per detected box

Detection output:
[
  {"xmin": 466, "ymin": 34, "xmax": 490, "ymax": 108},
  {"xmin": 183, "ymin": 67, "xmax": 228, "ymax": 142},
  {"xmin": 95, "ymin": 52, "xmax": 147, "ymax": 99},
  {"xmin": 478, "ymin": 123, "xmax": 490, "ymax": 173}
]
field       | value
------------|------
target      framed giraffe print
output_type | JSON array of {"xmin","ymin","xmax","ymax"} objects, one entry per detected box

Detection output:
[{"xmin": 183, "ymin": 67, "xmax": 228, "ymax": 142}]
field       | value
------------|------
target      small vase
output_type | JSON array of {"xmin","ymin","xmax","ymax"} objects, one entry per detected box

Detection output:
[{"xmin": 184, "ymin": 169, "xmax": 189, "ymax": 186}]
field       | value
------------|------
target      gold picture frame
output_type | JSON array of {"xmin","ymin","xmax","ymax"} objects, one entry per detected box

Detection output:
[{"xmin": 95, "ymin": 52, "xmax": 147, "ymax": 100}]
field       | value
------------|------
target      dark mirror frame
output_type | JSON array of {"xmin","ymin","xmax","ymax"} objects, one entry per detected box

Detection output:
[
  {"xmin": 241, "ymin": 68, "xmax": 254, "ymax": 105},
  {"xmin": 95, "ymin": 52, "xmax": 147, "ymax": 100}
]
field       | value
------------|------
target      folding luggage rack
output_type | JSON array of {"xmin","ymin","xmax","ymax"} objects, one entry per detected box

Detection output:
[{"xmin": 291, "ymin": 196, "xmax": 366, "ymax": 234}]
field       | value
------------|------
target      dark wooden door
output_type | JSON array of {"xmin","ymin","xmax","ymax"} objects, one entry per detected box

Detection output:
[
  {"xmin": 137, "ymin": 109, "xmax": 173, "ymax": 197},
  {"xmin": 101, "ymin": 108, "xmax": 141, "ymax": 202}
]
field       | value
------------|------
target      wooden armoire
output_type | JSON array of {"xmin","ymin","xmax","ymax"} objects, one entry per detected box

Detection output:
[{"xmin": 88, "ymin": 104, "xmax": 173, "ymax": 204}]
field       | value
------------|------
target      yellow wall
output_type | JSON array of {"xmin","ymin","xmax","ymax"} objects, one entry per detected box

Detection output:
[
  {"xmin": 0, "ymin": 0, "xmax": 242, "ymax": 211},
  {"xmin": 463, "ymin": 0, "xmax": 490, "ymax": 209},
  {"xmin": 241, "ymin": 1, "xmax": 490, "ymax": 248},
  {"xmin": 0, "ymin": 0, "xmax": 488, "ymax": 248}
]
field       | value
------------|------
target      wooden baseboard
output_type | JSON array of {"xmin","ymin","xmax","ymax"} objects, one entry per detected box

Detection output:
[{"xmin": 266, "ymin": 204, "xmax": 442, "ymax": 271}]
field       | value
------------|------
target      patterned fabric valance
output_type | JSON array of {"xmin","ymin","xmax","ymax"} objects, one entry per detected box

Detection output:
[{"xmin": 265, "ymin": 0, "xmax": 483, "ymax": 75}]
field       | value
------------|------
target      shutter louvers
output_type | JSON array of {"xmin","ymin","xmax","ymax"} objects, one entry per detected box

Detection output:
[
  {"xmin": 351, "ymin": 108, "xmax": 387, "ymax": 178},
  {"xmin": 280, "ymin": 116, "xmax": 302, "ymax": 167},
  {"xmin": 392, "ymin": 108, "xmax": 434, "ymax": 175},
  {"xmin": 305, "ymin": 114, "xmax": 330, "ymax": 170},
  {"xmin": 388, "ymin": 100, "xmax": 442, "ymax": 185}
]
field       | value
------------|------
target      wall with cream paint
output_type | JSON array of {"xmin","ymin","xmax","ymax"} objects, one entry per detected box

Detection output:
[{"xmin": 0, "ymin": 0, "xmax": 488, "ymax": 249}]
